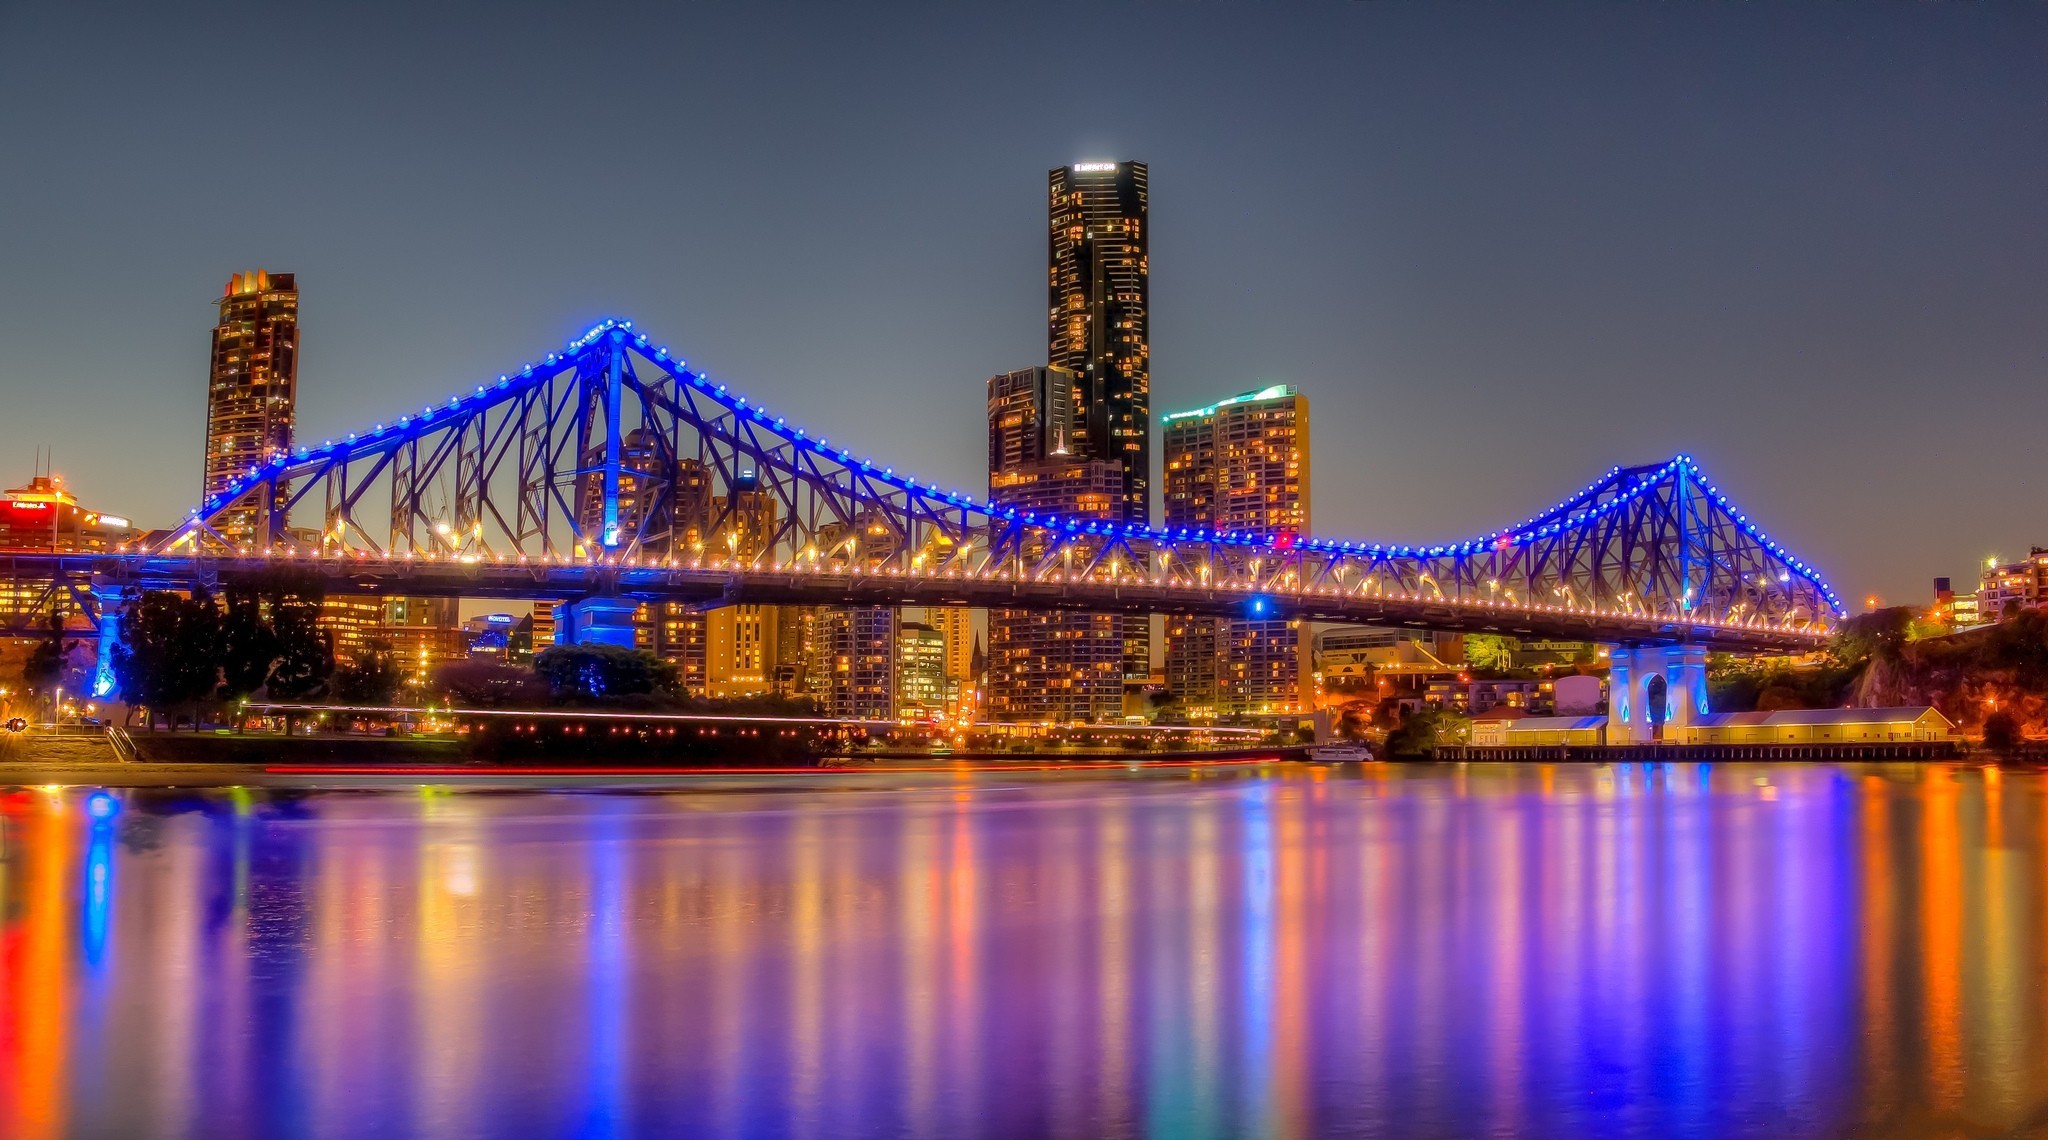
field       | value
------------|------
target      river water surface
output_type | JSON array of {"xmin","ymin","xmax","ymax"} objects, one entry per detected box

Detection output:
[{"xmin": 3, "ymin": 762, "xmax": 2046, "ymax": 1138}]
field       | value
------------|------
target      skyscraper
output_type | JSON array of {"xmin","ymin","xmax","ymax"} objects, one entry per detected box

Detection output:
[
  {"xmin": 203, "ymin": 270, "xmax": 299, "ymax": 544},
  {"xmin": 1162, "ymin": 385, "xmax": 1312, "ymax": 717},
  {"xmin": 1049, "ymin": 161, "xmax": 1150, "ymax": 677},
  {"xmin": 1048, "ymin": 162, "xmax": 1149, "ymax": 519}
]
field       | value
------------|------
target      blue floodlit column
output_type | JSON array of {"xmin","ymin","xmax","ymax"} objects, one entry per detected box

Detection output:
[
  {"xmin": 1661, "ymin": 644, "xmax": 1711, "ymax": 736},
  {"xmin": 600, "ymin": 333, "xmax": 624, "ymax": 549},
  {"xmin": 91, "ymin": 582, "xmax": 123, "ymax": 698},
  {"xmin": 556, "ymin": 598, "xmax": 638, "ymax": 648},
  {"xmin": 1606, "ymin": 646, "xmax": 1635, "ymax": 744},
  {"xmin": 1607, "ymin": 644, "xmax": 1709, "ymax": 745}
]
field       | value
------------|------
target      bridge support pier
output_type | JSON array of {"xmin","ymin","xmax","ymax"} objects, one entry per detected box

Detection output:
[
  {"xmin": 553, "ymin": 597, "xmax": 639, "ymax": 649},
  {"xmin": 1607, "ymin": 643, "xmax": 1709, "ymax": 744},
  {"xmin": 91, "ymin": 583, "xmax": 123, "ymax": 699}
]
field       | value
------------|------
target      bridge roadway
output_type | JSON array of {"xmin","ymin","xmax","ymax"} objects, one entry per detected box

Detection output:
[{"xmin": 2, "ymin": 551, "xmax": 1828, "ymax": 652}]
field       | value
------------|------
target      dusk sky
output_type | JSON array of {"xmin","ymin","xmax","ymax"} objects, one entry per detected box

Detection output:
[{"xmin": 1, "ymin": 2, "xmax": 2042, "ymax": 605}]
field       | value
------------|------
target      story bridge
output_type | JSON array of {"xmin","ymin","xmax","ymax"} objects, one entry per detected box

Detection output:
[{"xmin": 6, "ymin": 319, "xmax": 1843, "ymax": 741}]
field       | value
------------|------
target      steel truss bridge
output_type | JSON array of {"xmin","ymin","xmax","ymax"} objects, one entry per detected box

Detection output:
[{"xmin": 9, "ymin": 319, "xmax": 1841, "ymax": 657}]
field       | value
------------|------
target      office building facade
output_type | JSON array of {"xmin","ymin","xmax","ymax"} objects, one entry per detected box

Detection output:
[
  {"xmin": 921, "ymin": 604, "xmax": 976, "ymax": 717},
  {"xmin": 895, "ymin": 621, "xmax": 948, "ymax": 719},
  {"xmin": 820, "ymin": 606, "xmax": 894, "ymax": 720}
]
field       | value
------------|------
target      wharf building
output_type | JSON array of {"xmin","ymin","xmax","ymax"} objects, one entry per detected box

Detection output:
[
  {"xmin": 1049, "ymin": 161, "xmax": 1151, "ymax": 678},
  {"xmin": 202, "ymin": 270, "xmax": 298, "ymax": 546},
  {"xmin": 1161, "ymin": 385, "xmax": 1312, "ymax": 718}
]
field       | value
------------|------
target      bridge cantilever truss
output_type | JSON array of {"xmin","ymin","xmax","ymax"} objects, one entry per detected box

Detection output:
[{"xmin": 145, "ymin": 319, "xmax": 1842, "ymax": 650}]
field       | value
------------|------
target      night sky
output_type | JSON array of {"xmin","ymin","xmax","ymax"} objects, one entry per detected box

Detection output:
[{"xmin": 1, "ymin": 2, "xmax": 2042, "ymax": 606}]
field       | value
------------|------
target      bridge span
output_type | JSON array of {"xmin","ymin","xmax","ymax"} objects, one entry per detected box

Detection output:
[{"xmin": 0, "ymin": 318, "xmax": 1845, "ymax": 742}]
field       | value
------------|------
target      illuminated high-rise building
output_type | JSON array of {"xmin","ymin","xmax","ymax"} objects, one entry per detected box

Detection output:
[
  {"xmin": 985, "ymin": 458, "xmax": 1126, "ymax": 724},
  {"xmin": 1162, "ymin": 385, "xmax": 1311, "ymax": 717},
  {"xmin": 203, "ymin": 270, "xmax": 299, "ymax": 544},
  {"xmin": 319, "ymin": 596, "xmax": 384, "ymax": 663},
  {"xmin": 773, "ymin": 605, "xmax": 826, "ymax": 700},
  {"xmin": 986, "ymin": 349, "xmax": 1127, "ymax": 722},
  {"xmin": 1048, "ymin": 162, "xmax": 1149, "ymax": 519},
  {"xmin": 894, "ymin": 621, "xmax": 948, "ymax": 719},
  {"xmin": 921, "ymin": 604, "xmax": 975, "ymax": 716},
  {"xmin": 706, "ymin": 605, "xmax": 776, "ymax": 698},
  {"xmin": 820, "ymin": 606, "xmax": 894, "ymax": 720},
  {"xmin": 1049, "ymin": 161, "xmax": 1150, "ymax": 676},
  {"xmin": 379, "ymin": 596, "xmax": 466, "ymax": 689}
]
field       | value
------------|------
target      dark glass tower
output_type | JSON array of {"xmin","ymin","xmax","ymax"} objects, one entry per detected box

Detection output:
[
  {"xmin": 1048, "ymin": 161, "xmax": 1149, "ymax": 523},
  {"xmin": 1049, "ymin": 160, "xmax": 1150, "ymax": 677}
]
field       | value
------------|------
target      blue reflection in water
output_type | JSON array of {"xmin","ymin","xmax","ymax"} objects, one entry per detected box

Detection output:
[
  {"xmin": 582, "ymin": 801, "xmax": 629, "ymax": 1139},
  {"xmin": 81, "ymin": 796, "xmax": 116, "ymax": 968}
]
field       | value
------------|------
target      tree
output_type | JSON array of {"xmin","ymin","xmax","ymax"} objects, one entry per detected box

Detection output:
[
  {"xmin": 217, "ymin": 587, "xmax": 279, "ymax": 704},
  {"xmin": 1832, "ymin": 606, "xmax": 1916, "ymax": 668},
  {"xmin": 533, "ymin": 643, "xmax": 678, "ymax": 702},
  {"xmin": 21, "ymin": 612, "xmax": 68, "ymax": 712},
  {"xmin": 1464, "ymin": 634, "xmax": 1518, "ymax": 675},
  {"xmin": 432, "ymin": 659, "xmax": 547, "ymax": 707},
  {"xmin": 333, "ymin": 640, "xmax": 403, "ymax": 705},
  {"xmin": 260, "ymin": 575, "xmax": 333, "ymax": 700},
  {"xmin": 1384, "ymin": 706, "xmax": 1469, "ymax": 759},
  {"xmin": 1983, "ymin": 710, "xmax": 2022, "ymax": 752},
  {"xmin": 110, "ymin": 588, "xmax": 222, "ymax": 728}
]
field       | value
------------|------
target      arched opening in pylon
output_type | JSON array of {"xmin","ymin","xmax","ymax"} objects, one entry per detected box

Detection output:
[{"xmin": 1645, "ymin": 674, "xmax": 1668, "ymax": 741}]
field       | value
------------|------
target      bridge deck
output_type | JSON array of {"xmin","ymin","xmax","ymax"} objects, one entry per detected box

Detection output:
[{"xmin": 1, "ymin": 552, "xmax": 1828, "ymax": 651}]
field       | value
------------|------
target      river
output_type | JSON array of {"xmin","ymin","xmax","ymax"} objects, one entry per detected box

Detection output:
[{"xmin": 1, "ymin": 761, "xmax": 2042, "ymax": 1138}]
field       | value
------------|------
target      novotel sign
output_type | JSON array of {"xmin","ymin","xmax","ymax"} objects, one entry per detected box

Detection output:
[{"xmin": 1071, "ymin": 162, "xmax": 1120, "ymax": 173}]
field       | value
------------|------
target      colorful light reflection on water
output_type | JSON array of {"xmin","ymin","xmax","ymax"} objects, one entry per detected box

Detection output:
[{"xmin": 4, "ymin": 763, "xmax": 2048, "ymax": 1138}]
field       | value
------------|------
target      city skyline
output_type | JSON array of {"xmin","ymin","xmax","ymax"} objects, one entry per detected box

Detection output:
[{"xmin": 2, "ymin": 3, "xmax": 2044, "ymax": 606}]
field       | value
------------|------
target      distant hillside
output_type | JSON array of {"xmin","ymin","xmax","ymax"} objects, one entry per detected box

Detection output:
[{"xmin": 1852, "ymin": 613, "xmax": 2048, "ymax": 737}]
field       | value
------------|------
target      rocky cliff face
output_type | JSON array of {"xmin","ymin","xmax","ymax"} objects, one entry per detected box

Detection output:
[{"xmin": 1851, "ymin": 626, "xmax": 2048, "ymax": 737}]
